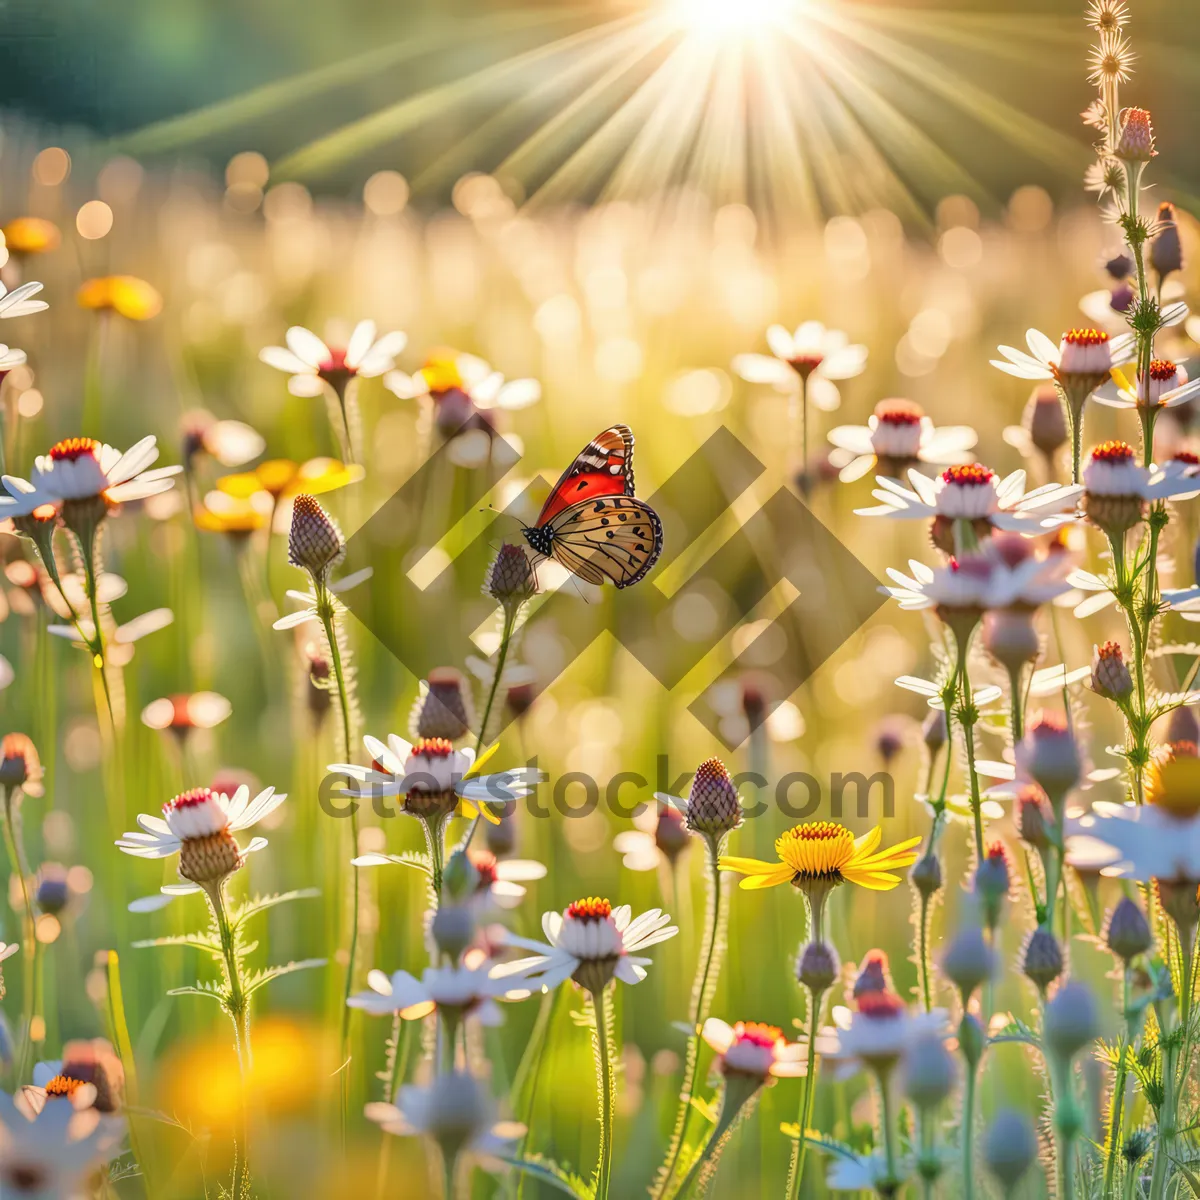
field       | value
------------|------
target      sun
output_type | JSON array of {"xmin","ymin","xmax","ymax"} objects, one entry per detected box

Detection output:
[{"xmin": 668, "ymin": 0, "xmax": 801, "ymax": 39}]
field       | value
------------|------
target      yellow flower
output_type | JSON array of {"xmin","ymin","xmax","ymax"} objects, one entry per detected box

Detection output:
[
  {"xmin": 1147, "ymin": 747, "xmax": 1200, "ymax": 818},
  {"xmin": 3, "ymin": 217, "xmax": 61, "ymax": 256},
  {"xmin": 217, "ymin": 457, "xmax": 364, "ymax": 502},
  {"xmin": 194, "ymin": 492, "xmax": 269, "ymax": 537},
  {"xmin": 720, "ymin": 822, "xmax": 921, "ymax": 892},
  {"xmin": 76, "ymin": 275, "xmax": 162, "ymax": 321},
  {"xmin": 418, "ymin": 348, "xmax": 465, "ymax": 394}
]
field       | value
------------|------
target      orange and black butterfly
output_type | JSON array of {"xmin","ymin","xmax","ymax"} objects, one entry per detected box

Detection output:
[{"xmin": 521, "ymin": 425, "xmax": 663, "ymax": 588}]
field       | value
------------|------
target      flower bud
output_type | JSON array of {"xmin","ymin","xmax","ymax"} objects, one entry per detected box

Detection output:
[
  {"xmin": 974, "ymin": 843, "xmax": 1010, "ymax": 931},
  {"xmin": 1044, "ymin": 980, "xmax": 1100, "ymax": 1060},
  {"xmin": 442, "ymin": 848, "xmax": 477, "ymax": 904},
  {"xmin": 1150, "ymin": 203, "xmax": 1183, "ymax": 279},
  {"xmin": 1105, "ymin": 896, "xmax": 1153, "ymax": 963},
  {"xmin": 654, "ymin": 806, "xmax": 690, "ymax": 864},
  {"xmin": 957, "ymin": 1012, "xmax": 985, "ymax": 1069},
  {"xmin": 0, "ymin": 734, "xmax": 40, "ymax": 792},
  {"xmin": 922, "ymin": 709, "xmax": 947, "ymax": 753},
  {"xmin": 1166, "ymin": 702, "xmax": 1200, "ymax": 747},
  {"xmin": 902, "ymin": 1032, "xmax": 958, "ymax": 1110},
  {"xmin": 1025, "ymin": 385, "xmax": 1068, "ymax": 459},
  {"xmin": 422, "ymin": 1070, "xmax": 493, "ymax": 1168},
  {"xmin": 1110, "ymin": 282, "xmax": 1135, "ymax": 313},
  {"xmin": 983, "ymin": 1110, "xmax": 1037, "ymax": 1191},
  {"xmin": 484, "ymin": 543, "xmax": 537, "ymax": 610},
  {"xmin": 910, "ymin": 853, "xmax": 943, "ymax": 897},
  {"xmin": 1104, "ymin": 251, "xmax": 1134, "ymax": 281},
  {"xmin": 981, "ymin": 609, "xmax": 1040, "ymax": 672},
  {"xmin": 1114, "ymin": 107, "xmax": 1156, "ymax": 162},
  {"xmin": 853, "ymin": 950, "xmax": 890, "ymax": 998},
  {"xmin": 1021, "ymin": 926, "xmax": 1064, "ymax": 993},
  {"xmin": 1091, "ymin": 641, "xmax": 1133, "ymax": 701},
  {"xmin": 35, "ymin": 864, "xmax": 70, "ymax": 916},
  {"xmin": 410, "ymin": 668, "xmax": 474, "ymax": 742},
  {"xmin": 685, "ymin": 758, "xmax": 742, "ymax": 839},
  {"xmin": 1016, "ymin": 785, "xmax": 1053, "ymax": 850},
  {"xmin": 941, "ymin": 924, "xmax": 995, "ymax": 1001},
  {"xmin": 287, "ymin": 494, "xmax": 345, "ymax": 577},
  {"xmin": 483, "ymin": 813, "xmax": 516, "ymax": 859},
  {"xmin": 796, "ymin": 940, "xmax": 839, "ymax": 994},
  {"xmin": 431, "ymin": 904, "xmax": 476, "ymax": 961},
  {"xmin": 1015, "ymin": 712, "xmax": 1080, "ymax": 800},
  {"xmin": 873, "ymin": 719, "xmax": 905, "ymax": 765}
]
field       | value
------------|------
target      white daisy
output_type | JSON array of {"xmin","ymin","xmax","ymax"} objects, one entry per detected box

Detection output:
[
  {"xmin": 490, "ymin": 897, "xmax": 677, "ymax": 991},
  {"xmin": 0, "ymin": 281, "xmax": 48, "ymax": 320},
  {"xmin": 856, "ymin": 464, "xmax": 1081, "ymax": 534},
  {"xmin": 0, "ymin": 347, "xmax": 26, "ymax": 374},
  {"xmin": 1092, "ymin": 357, "xmax": 1200, "ymax": 410},
  {"xmin": 385, "ymin": 349, "xmax": 541, "ymax": 411},
  {"xmin": 733, "ymin": 321, "xmax": 867, "ymax": 413},
  {"xmin": 815, "ymin": 991, "xmax": 948, "ymax": 1077},
  {"xmin": 990, "ymin": 326, "xmax": 1140, "ymax": 384},
  {"xmin": 260, "ymin": 321, "xmax": 407, "ymax": 397},
  {"xmin": 1083, "ymin": 440, "xmax": 1200, "ymax": 502},
  {"xmin": 883, "ymin": 546, "xmax": 1073, "ymax": 614},
  {"xmin": 701, "ymin": 1019, "xmax": 807, "ymax": 1080},
  {"xmin": 0, "ymin": 437, "xmax": 181, "ymax": 517},
  {"xmin": 116, "ymin": 785, "xmax": 284, "ymax": 891},
  {"xmin": 0, "ymin": 1087, "xmax": 125, "ymax": 1200},
  {"xmin": 349, "ymin": 954, "xmax": 521, "ymax": 1026},
  {"xmin": 331, "ymin": 733, "xmax": 540, "ymax": 827},
  {"xmin": 827, "ymin": 398, "xmax": 976, "ymax": 482}
]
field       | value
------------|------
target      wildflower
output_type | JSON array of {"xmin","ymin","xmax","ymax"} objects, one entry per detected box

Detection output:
[
  {"xmin": 857, "ymin": 463, "xmax": 1080, "ymax": 546},
  {"xmin": 31, "ymin": 1040, "xmax": 124, "ymax": 1114},
  {"xmin": 982, "ymin": 1110, "xmax": 1037, "ymax": 1192},
  {"xmin": 909, "ymin": 853, "xmax": 943, "ymax": 898},
  {"xmin": 140, "ymin": 692, "xmax": 233, "ymax": 739},
  {"xmin": 76, "ymin": 275, "xmax": 161, "ymax": 320},
  {"xmin": 700, "ymin": 1019, "xmax": 805, "ymax": 1079},
  {"xmin": 259, "ymin": 321, "xmax": 406, "ymax": 397},
  {"xmin": 1081, "ymin": 440, "xmax": 1200, "ymax": 535},
  {"xmin": 796, "ymin": 940, "xmax": 840, "ymax": 994},
  {"xmin": 826, "ymin": 398, "xmax": 976, "ymax": 482},
  {"xmin": 180, "ymin": 410, "xmax": 265, "ymax": 469},
  {"xmin": 286, "ymin": 494, "xmax": 345, "ymax": 579},
  {"xmin": 992, "ymin": 326, "xmax": 1133, "ymax": 388},
  {"xmin": 0, "ymin": 734, "xmax": 43, "ymax": 795},
  {"xmin": 115, "ymin": 784, "xmax": 285, "ymax": 887},
  {"xmin": 2, "ymin": 219, "xmax": 60, "ymax": 257},
  {"xmin": 1021, "ymin": 927, "xmax": 1064, "ymax": 994},
  {"xmin": 613, "ymin": 804, "xmax": 690, "ymax": 871},
  {"xmin": 0, "ymin": 281, "xmax": 47, "ymax": 319},
  {"xmin": 483, "ymin": 542, "xmax": 537, "ymax": 612},
  {"xmin": 1150, "ymin": 202, "xmax": 1183, "ymax": 280},
  {"xmin": 817, "ymin": 989, "xmax": 947, "ymax": 1075},
  {"xmin": 334, "ymin": 734, "xmax": 539, "ymax": 828},
  {"xmin": 1114, "ymin": 106, "xmax": 1155, "ymax": 161},
  {"xmin": 853, "ymin": 949, "xmax": 891, "ymax": 998},
  {"xmin": 1017, "ymin": 785, "xmax": 1053, "ymax": 849},
  {"xmin": 215, "ymin": 457, "xmax": 364, "ymax": 504},
  {"xmin": 974, "ymin": 843, "xmax": 1010, "ymax": 930},
  {"xmin": 922, "ymin": 708, "xmax": 947, "ymax": 752},
  {"xmin": 386, "ymin": 347, "xmax": 541, "ymax": 421},
  {"xmin": 491, "ymin": 897, "xmax": 677, "ymax": 994},
  {"xmin": 1090, "ymin": 641, "xmax": 1133, "ymax": 700},
  {"xmin": 1093, "ymin": 358, "xmax": 1200, "ymax": 410},
  {"xmin": 349, "ymin": 960, "xmax": 517, "ymax": 1027},
  {"xmin": 364, "ymin": 1072, "xmax": 521, "ymax": 1182},
  {"xmin": 0, "ymin": 1088, "xmax": 125, "ymax": 1198},
  {"xmin": 193, "ymin": 491, "xmax": 271, "ymax": 538},
  {"xmin": 444, "ymin": 848, "xmax": 546, "ymax": 910},
  {"xmin": 1084, "ymin": 158, "xmax": 1127, "ymax": 199},
  {"xmin": 732, "ymin": 320, "xmax": 868, "ymax": 411},
  {"xmin": 1086, "ymin": 0, "xmax": 1128, "ymax": 32},
  {"xmin": 0, "ymin": 437, "xmax": 181, "ymax": 519},
  {"xmin": 1015, "ymin": 712, "xmax": 1081, "ymax": 800},
  {"xmin": 409, "ymin": 668, "xmax": 476, "ymax": 742},
  {"xmin": 655, "ymin": 757, "xmax": 744, "ymax": 843}
]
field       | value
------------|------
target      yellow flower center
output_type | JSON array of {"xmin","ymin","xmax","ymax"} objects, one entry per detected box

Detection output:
[
  {"xmin": 1147, "ymin": 755, "xmax": 1200, "ymax": 818},
  {"xmin": 43, "ymin": 1074, "xmax": 86, "ymax": 1100},
  {"xmin": 774, "ymin": 822, "xmax": 856, "ymax": 879}
]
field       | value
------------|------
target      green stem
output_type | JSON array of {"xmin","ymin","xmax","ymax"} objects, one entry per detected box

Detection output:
[
  {"xmin": 961, "ymin": 1062, "xmax": 975, "ymax": 1200},
  {"xmin": 918, "ymin": 885, "xmax": 934, "ymax": 1014},
  {"xmin": 674, "ymin": 1079, "xmax": 754, "ymax": 1199},
  {"xmin": 655, "ymin": 836, "xmax": 725, "ymax": 1198},
  {"xmin": 1103, "ymin": 968, "xmax": 1134, "ymax": 1198},
  {"xmin": 592, "ymin": 985, "xmax": 616, "ymax": 1200},
  {"xmin": 787, "ymin": 985, "xmax": 824, "ymax": 1200},
  {"xmin": 1, "ymin": 788, "xmax": 36, "ymax": 1086},
  {"xmin": 210, "ymin": 882, "xmax": 251, "ymax": 1198},
  {"xmin": 956, "ymin": 648, "xmax": 985, "ymax": 863}
]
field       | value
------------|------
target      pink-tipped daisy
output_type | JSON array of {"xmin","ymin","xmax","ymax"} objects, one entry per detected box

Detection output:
[
  {"xmin": 827, "ymin": 399, "xmax": 977, "ymax": 482},
  {"xmin": 260, "ymin": 321, "xmax": 407, "ymax": 397},
  {"xmin": 701, "ymin": 1019, "xmax": 806, "ymax": 1080}
]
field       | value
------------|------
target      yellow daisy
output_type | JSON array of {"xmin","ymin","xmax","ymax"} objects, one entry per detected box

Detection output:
[
  {"xmin": 77, "ymin": 275, "xmax": 162, "ymax": 321},
  {"xmin": 720, "ymin": 822, "xmax": 921, "ymax": 893},
  {"xmin": 3, "ymin": 217, "xmax": 61, "ymax": 256},
  {"xmin": 217, "ymin": 457, "xmax": 364, "ymax": 502}
]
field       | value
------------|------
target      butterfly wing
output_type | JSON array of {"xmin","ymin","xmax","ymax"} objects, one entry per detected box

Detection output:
[
  {"xmin": 535, "ymin": 425, "xmax": 636, "ymax": 525},
  {"xmin": 545, "ymin": 494, "xmax": 663, "ymax": 588}
]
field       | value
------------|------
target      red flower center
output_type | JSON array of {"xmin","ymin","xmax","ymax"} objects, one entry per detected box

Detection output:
[
  {"xmin": 165, "ymin": 787, "xmax": 214, "ymax": 814},
  {"xmin": 48, "ymin": 437, "xmax": 100, "ymax": 462},
  {"xmin": 1096, "ymin": 640, "xmax": 1124, "ymax": 664},
  {"xmin": 1172, "ymin": 452, "xmax": 1200, "ymax": 465},
  {"xmin": 941, "ymin": 464, "xmax": 994, "ymax": 487},
  {"xmin": 874, "ymin": 398, "xmax": 923, "ymax": 426},
  {"xmin": 781, "ymin": 821, "xmax": 843, "ymax": 843},
  {"xmin": 318, "ymin": 349, "xmax": 353, "ymax": 377},
  {"xmin": 1090, "ymin": 439, "xmax": 1135, "ymax": 463},
  {"xmin": 856, "ymin": 990, "xmax": 906, "ymax": 1019},
  {"xmin": 412, "ymin": 737, "xmax": 455, "ymax": 758},
  {"xmin": 470, "ymin": 850, "xmax": 498, "ymax": 888},
  {"xmin": 732, "ymin": 1021, "xmax": 782, "ymax": 1048},
  {"xmin": 1061, "ymin": 328, "xmax": 1109, "ymax": 346},
  {"xmin": 567, "ymin": 896, "xmax": 612, "ymax": 921},
  {"xmin": 1148, "ymin": 358, "xmax": 1178, "ymax": 381}
]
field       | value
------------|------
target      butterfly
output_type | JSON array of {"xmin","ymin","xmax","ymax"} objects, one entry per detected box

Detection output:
[{"xmin": 521, "ymin": 425, "xmax": 663, "ymax": 588}]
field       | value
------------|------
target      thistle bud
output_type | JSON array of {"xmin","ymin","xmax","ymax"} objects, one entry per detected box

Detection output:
[
  {"xmin": 1015, "ymin": 712, "xmax": 1080, "ymax": 801},
  {"xmin": 411, "ymin": 668, "xmax": 475, "ymax": 742},
  {"xmin": 902, "ymin": 1032, "xmax": 958, "ymax": 1110},
  {"xmin": 1166, "ymin": 702, "xmax": 1200, "ymax": 747},
  {"xmin": 922, "ymin": 709, "xmax": 947, "ymax": 753},
  {"xmin": 983, "ymin": 1110, "xmax": 1037, "ymax": 1191},
  {"xmin": 1044, "ymin": 980, "xmax": 1099, "ymax": 1060},
  {"xmin": 35, "ymin": 864, "xmax": 70, "ymax": 916},
  {"xmin": 796, "ymin": 940, "xmax": 839, "ymax": 995},
  {"xmin": 1114, "ymin": 107, "xmax": 1156, "ymax": 162},
  {"xmin": 1091, "ymin": 641, "xmax": 1133, "ymax": 701},
  {"xmin": 287, "ymin": 494, "xmax": 345, "ymax": 577},
  {"xmin": 685, "ymin": 758, "xmax": 742, "ymax": 839},
  {"xmin": 974, "ymin": 843, "xmax": 1010, "ymax": 931},
  {"xmin": 1103, "ymin": 251, "xmax": 1134, "ymax": 281},
  {"xmin": 0, "ymin": 734, "xmax": 41, "ymax": 792},
  {"xmin": 654, "ymin": 806, "xmax": 690, "ymax": 864},
  {"xmin": 1105, "ymin": 896, "xmax": 1152, "ymax": 963},
  {"xmin": 853, "ymin": 950, "xmax": 890, "ymax": 998},
  {"xmin": 1017, "ymin": 785, "xmax": 1053, "ymax": 849},
  {"xmin": 1025, "ymin": 385, "xmax": 1068, "ymax": 459},
  {"xmin": 484, "ymin": 813, "xmax": 516, "ymax": 859},
  {"xmin": 910, "ymin": 854, "xmax": 943, "ymax": 897},
  {"xmin": 421, "ymin": 1070, "xmax": 493, "ymax": 1169},
  {"xmin": 1150, "ymin": 202, "xmax": 1183, "ymax": 280},
  {"xmin": 1021, "ymin": 927, "xmax": 1064, "ymax": 993},
  {"xmin": 442, "ymin": 848, "xmax": 477, "ymax": 904},
  {"xmin": 484, "ymin": 543, "xmax": 537, "ymax": 611},
  {"xmin": 431, "ymin": 904, "xmax": 476, "ymax": 962},
  {"xmin": 873, "ymin": 719, "xmax": 905, "ymax": 766},
  {"xmin": 982, "ymin": 609, "xmax": 1040, "ymax": 672},
  {"xmin": 941, "ymin": 923, "xmax": 995, "ymax": 1001}
]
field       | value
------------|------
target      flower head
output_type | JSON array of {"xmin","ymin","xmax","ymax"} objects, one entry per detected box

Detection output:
[
  {"xmin": 992, "ymin": 326, "xmax": 1133, "ymax": 388},
  {"xmin": 701, "ymin": 1019, "xmax": 805, "ymax": 1080},
  {"xmin": 678, "ymin": 757, "xmax": 743, "ymax": 839},
  {"xmin": 817, "ymin": 989, "xmax": 947, "ymax": 1075},
  {"xmin": 2, "ymin": 219, "xmax": 60, "ymax": 256},
  {"xmin": 827, "ymin": 398, "xmax": 976, "ymax": 482},
  {"xmin": 76, "ymin": 275, "xmax": 161, "ymax": 320},
  {"xmin": 287, "ymin": 494, "xmax": 345, "ymax": 578},
  {"xmin": 0, "ymin": 734, "xmax": 42, "ymax": 795},
  {"xmin": 1114, "ymin": 106, "xmax": 1155, "ymax": 161},
  {"xmin": 260, "ymin": 321, "xmax": 407, "ymax": 397},
  {"xmin": 349, "ymin": 959, "xmax": 519, "ymax": 1027},
  {"xmin": 409, "ymin": 668, "xmax": 476, "ymax": 742},
  {"xmin": 733, "ymin": 321, "xmax": 867, "ymax": 413}
]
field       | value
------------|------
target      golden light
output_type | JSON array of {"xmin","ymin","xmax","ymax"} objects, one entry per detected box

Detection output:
[{"xmin": 669, "ymin": 0, "xmax": 800, "ymax": 39}]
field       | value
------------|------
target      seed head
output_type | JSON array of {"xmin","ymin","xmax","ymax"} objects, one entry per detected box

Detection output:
[{"xmin": 685, "ymin": 758, "xmax": 742, "ymax": 839}]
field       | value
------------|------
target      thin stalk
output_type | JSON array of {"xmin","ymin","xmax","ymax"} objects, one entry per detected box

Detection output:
[
  {"xmin": 374, "ymin": 1017, "xmax": 412, "ymax": 1199},
  {"xmin": 1, "ymin": 788, "xmax": 36, "ymax": 1085},
  {"xmin": 787, "ymin": 985, "xmax": 824, "ymax": 1200},
  {"xmin": 592, "ymin": 985, "xmax": 616, "ymax": 1200},
  {"xmin": 1103, "ymin": 968, "xmax": 1134, "ymax": 1198},
  {"xmin": 655, "ymin": 836, "xmax": 725, "ymax": 1198},
  {"xmin": 956, "ymin": 648, "xmax": 985, "ymax": 862},
  {"xmin": 918, "ymin": 888, "xmax": 934, "ymax": 1013},
  {"xmin": 961, "ymin": 1055, "xmax": 976, "ymax": 1200},
  {"xmin": 674, "ymin": 1080, "xmax": 754, "ymax": 1199}
]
